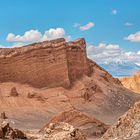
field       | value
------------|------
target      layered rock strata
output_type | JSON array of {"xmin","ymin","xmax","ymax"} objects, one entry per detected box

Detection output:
[{"xmin": 0, "ymin": 38, "xmax": 91, "ymax": 88}]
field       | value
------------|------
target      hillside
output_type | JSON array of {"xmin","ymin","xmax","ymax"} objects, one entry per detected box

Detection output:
[
  {"xmin": 0, "ymin": 38, "xmax": 139, "ymax": 139},
  {"xmin": 102, "ymin": 100, "xmax": 140, "ymax": 140},
  {"xmin": 120, "ymin": 71, "xmax": 140, "ymax": 93}
]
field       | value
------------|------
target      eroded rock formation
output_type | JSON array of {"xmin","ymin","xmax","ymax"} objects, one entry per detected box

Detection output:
[
  {"xmin": 0, "ymin": 122, "xmax": 26, "ymax": 139},
  {"xmin": 102, "ymin": 101, "xmax": 140, "ymax": 140},
  {"xmin": 40, "ymin": 110, "xmax": 109, "ymax": 138},
  {"xmin": 0, "ymin": 38, "xmax": 91, "ymax": 88},
  {"xmin": 120, "ymin": 70, "xmax": 140, "ymax": 94},
  {"xmin": 0, "ymin": 38, "xmax": 140, "ymax": 139},
  {"xmin": 40, "ymin": 122, "xmax": 87, "ymax": 140}
]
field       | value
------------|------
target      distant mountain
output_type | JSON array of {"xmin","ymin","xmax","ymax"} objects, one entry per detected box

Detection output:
[
  {"xmin": 120, "ymin": 71, "xmax": 140, "ymax": 93},
  {"xmin": 101, "ymin": 62, "xmax": 140, "ymax": 77}
]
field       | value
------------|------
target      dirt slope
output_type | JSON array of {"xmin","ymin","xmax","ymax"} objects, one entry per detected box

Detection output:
[
  {"xmin": 102, "ymin": 101, "xmax": 140, "ymax": 140},
  {"xmin": 0, "ymin": 60, "xmax": 139, "ymax": 130},
  {"xmin": 0, "ymin": 38, "xmax": 139, "ymax": 139}
]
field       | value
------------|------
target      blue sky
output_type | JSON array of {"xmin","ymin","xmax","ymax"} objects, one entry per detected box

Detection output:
[{"xmin": 0, "ymin": 0, "xmax": 140, "ymax": 66}]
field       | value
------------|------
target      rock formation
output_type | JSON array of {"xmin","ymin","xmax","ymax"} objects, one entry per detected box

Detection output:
[
  {"xmin": 0, "ymin": 38, "xmax": 139, "ymax": 139},
  {"xmin": 102, "ymin": 101, "xmax": 140, "ymax": 140},
  {"xmin": 10, "ymin": 87, "xmax": 19, "ymax": 96},
  {"xmin": 0, "ymin": 112, "xmax": 8, "ymax": 119},
  {"xmin": 0, "ymin": 38, "xmax": 91, "ymax": 88},
  {"xmin": 40, "ymin": 110, "xmax": 109, "ymax": 138},
  {"xmin": 120, "ymin": 70, "xmax": 140, "ymax": 93},
  {"xmin": 0, "ymin": 122, "xmax": 26, "ymax": 139},
  {"xmin": 39, "ymin": 122, "xmax": 87, "ymax": 140}
]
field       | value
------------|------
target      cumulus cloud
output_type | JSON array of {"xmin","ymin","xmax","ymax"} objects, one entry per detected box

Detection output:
[
  {"xmin": 124, "ymin": 31, "xmax": 140, "ymax": 42},
  {"xmin": 111, "ymin": 9, "xmax": 117, "ymax": 15},
  {"xmin": 6, "ymin": 28, "xmax": 71, "ymax": 44},
  {"xmin": 125, "ymin": 22, "xmax": 133, "ymax": 26},
  {"xmin": 74, "ymin": 22, "xmax": 95, "ymax": 31},
  {"xmin": 137, "ymin": 51, "xmax": 140, "ymax": 55},
  {"xmin": 6, "ymin": 30, "xmax": 42, "ymax": 43},
  {"xmin": 42, "ymin": 28, "xmax": 71, "ymax": 41},
  {"xmin": 87, "ymin": 43, "xmax": 140, "ymax": 65}
]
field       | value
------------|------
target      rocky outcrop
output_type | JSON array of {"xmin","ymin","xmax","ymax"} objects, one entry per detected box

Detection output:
[
  {"xmin": 102, "ymin": 101, "xmax": 140, "ymax": 140},
  {"xmin": 10, "ymin": 87, "xmax": 19, "ymax": 96},
  {"xmin": 0, "ymin": 112, "xmax": 8, "ymax": 119},
  {"xmin": 0, "ymin": 38, "xmax": 140, "ymax": 139},
  {"xmin": 40, "ymin": 110, "xmax": 108, "ymax": 138},
  {"xmin": 0, "ymin": 122, "xmax": 26, "ymax": 139},
  {"xmin": 120, "ymin": 71, "xmax": 140, "ymax": 93},
  {"xmin": 0, "ymin": 38, "xmax": 91, "ymax": 88},
  {"xmin": 40, "ymin": 122, "xmax": 87, "ymax": 140}
]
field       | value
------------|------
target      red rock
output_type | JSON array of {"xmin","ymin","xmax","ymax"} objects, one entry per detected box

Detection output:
[
  {"xmin": 0, "ymin": 128, "xmax": 4, "ymax": 138},
  {"xmin": 120, "ymin": 70, "xmax": 140, "ymax": 94},
  {"xmin": 0, "ymin": 112, "xmax": 8, "ymax": 119},
  {"xmin": 10, "ymin": 87, "xmax": 19, "ymax": 96},
  {"xmin": 0, "ymin": 122, "xmax": 26, "ymax": 139},
  {"xmin": 0, "ymin": 38, "xmax": 91, "ymax": 88},
  {"xmin": 40, "ymin": 110, "xmax": 109, "ymax": 137}
]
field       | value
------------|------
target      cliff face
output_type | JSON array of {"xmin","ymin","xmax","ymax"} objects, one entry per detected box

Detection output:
[
  {"xmin": 0, "ymin": 38, "xmax": 140, "ymax": 139},
  {"xmin": 0, "ymin": 38, "xmax": 91, "ymax": 88}
]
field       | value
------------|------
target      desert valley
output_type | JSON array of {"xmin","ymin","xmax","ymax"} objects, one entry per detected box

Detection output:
[
  {"xmin": 0, "ymin": 38, "xmax": 140, "ymax": 140},
  {"xmin": 0, "ymin": 1, "xmax": 140, "ymax": 140}
]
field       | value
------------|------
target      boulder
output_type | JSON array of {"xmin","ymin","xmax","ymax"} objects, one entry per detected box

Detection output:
[
  {"xmin": 0, "ymin": 122, "xmax": 27, "ymax": 139},
  {"xmin": 10, "ymin": 87, "xmax": 19, "ymax": 97},
  {"xmin": 0, "ymin": 112, "xmax": 8, "ymax": 119},
  {"xmin": 41, "ymin": 122, "xmax": 87, "ymax": 140},
  {"xmin": 0, "ymin": 128, "xmax": 4, "ymax": 138}
]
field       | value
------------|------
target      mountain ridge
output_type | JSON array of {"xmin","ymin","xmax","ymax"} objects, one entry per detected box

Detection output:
[
  {"xmin": 0, "ymin": 38, "xmax": 139, "ymax": 139},
  {"xmin": 120, "ymin": 70, "xmax": 140, "ymax": 94}
]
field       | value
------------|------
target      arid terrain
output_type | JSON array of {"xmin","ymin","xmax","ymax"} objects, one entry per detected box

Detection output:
[
  {"xmin": 120, "ymin": 71, "xmax": 140, "ymax": 94},
  {"xmin": 0, "ymin": 38, "xmax": 140, "ymax": 139},
  {"xmin": 102, "ymin": 100, "xmax": 140, "ymax": 140}
]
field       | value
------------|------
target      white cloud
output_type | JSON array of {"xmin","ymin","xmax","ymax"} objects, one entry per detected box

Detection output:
[
  {"xmin": 137, "ymin": 50, "xmax": 140, "ymax": 55},
  {"xmin": 124, "ymin": 31, "xmax": 140, "ymax": 42},
  {"xmin": 6, "ymin": 30, "xmax": 42, "ymax": 43},
  {"xmin": 42, "ymin": 28, "xmax": 71, "ymax": 41},
  {"xmin": 125, "ymin": 22, "xmax": 133, "ymax": 26},
  {"xmin": 87, "ymin": 43, "xmax": 140, "ymax": 65},
  {"xmin": 111, "ymin": 9, "xmax": 117, "ymax": 15},
  {"xmin": 6, "ymin": 28, "xmax": 71, "ymax": 44},
  {"xmin": 74, "ymin": 22, "xmax": 95, "ymax": 31}
]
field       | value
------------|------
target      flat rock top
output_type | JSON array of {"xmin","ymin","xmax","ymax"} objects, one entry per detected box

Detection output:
[{"xmin": 0, "ymin": 38, "xmax": 86, "ymax": 58}]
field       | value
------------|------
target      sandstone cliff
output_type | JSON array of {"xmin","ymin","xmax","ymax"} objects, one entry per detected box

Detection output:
[
  {"xmin": 0, "ymin": 38, "xmax": 139, "ymax": 139},
  {"xmin": 120, "ymin": 71, "xmax": 140, "ymax": 94},
  {"xmin": 0, "ymin": 38, "xmax": 91, "ymax": 88}
]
